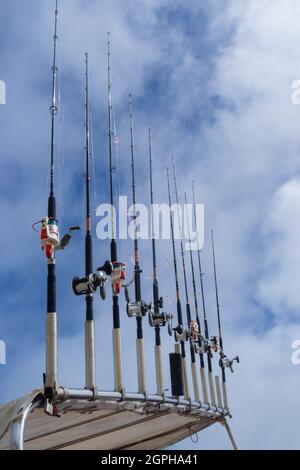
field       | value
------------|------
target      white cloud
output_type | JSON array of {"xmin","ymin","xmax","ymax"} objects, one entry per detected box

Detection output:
[{"xmin": 257, "ymin": 178, "xmax": 300, "ymax": 316}]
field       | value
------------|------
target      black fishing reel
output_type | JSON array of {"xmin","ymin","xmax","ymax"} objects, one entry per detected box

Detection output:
[
  {"xmin": 148, "ymin": 306, "xmax": 174, "ymax": 336},
  {"xmin": 72, "ymin": 260, "xmax": 112, "ymax": 300},
  {"xmin": 194, "ymin": 335, "xmax": 212, "ymax": 356},
  {"xmin": 126, "ymin": 300, "xmax": 149, "ymax": 318},
  {"xmin": 219, "ymin": 354, "xmax": 240, "ymax": 373},
  {"xmin": 210, "ymin": 335, "xmax": 219, "ymax": 352},
  {"xmin": 173, "ymin": 325, "xmax": 189, "ymax": 343}
]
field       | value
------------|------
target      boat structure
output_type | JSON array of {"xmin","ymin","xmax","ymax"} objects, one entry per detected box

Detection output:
[{"xmin": 0, "ymin": 1, "xmax": 240, "ymax": 451}]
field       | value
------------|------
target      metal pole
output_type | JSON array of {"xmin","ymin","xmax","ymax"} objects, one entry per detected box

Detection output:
[{"xmin": 221, "ymin": 419, "xmax": 239, "ymax": 450}]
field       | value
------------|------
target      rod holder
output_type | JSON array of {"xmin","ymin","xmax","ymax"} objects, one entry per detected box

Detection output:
[
  {"xmin": 208, "ymin": 371, "xmax": 217, "ymax": 407},
  {"xmin": 191, "ymin": 361, "xmax": 200, "ymax": 402},
  {"xmin": 137, "ymin": 338, "xmax": 146, "ymax": 394},
  {"xmin": 155, "ymin": 344, "xmax": 164, "ymax": 396},
  {"xmin": 113, "ymin": 328, "xmax": 123, "ymax": 392},
  {"xmin": 85, "ymin": 319, "xmax": 96, "ymax": 390},
  {"xmin": 45, "ymin": 311, "xmax": 57, "ymax": 394},
  {"xmin": 215, "ymin": 375, "xmax": 223, "ymax": 409}
]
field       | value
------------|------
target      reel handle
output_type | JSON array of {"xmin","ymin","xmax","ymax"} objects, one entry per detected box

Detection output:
[{"xmin": 97, "ymin": 260, "xmax": 113, "ymax": 276}]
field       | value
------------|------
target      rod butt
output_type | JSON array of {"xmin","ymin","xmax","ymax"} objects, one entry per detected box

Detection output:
[
  {"xmin": 222, "ymin": 380, "xmax": 229, "ymax": 410},
  {"xmin": 182, "ymin": 356, "xmax": 190, "ymax": 400},
  {"xmin": 137, "ymin": 338, "xmax": 146, "ymax": 394},
  {"xmin": 191, "ymin": 361, "xmax": 200, "ymax": 402},
  {"xmin": 200, "ymin": 367, "xmax": 209, "ymax": 404},
  {"xmin": 215, "ymin": 375, "xmax": 223, "ymax": 409},
  {"xmin": 155, "ymin": 344, "xmax": 164, "ymax": 396},
  {"xmin": 208, "ymin": 371, "xmax": 217, "ymax": 406},
  {"xmin": 85, "ymin": 320, "xmax": 96, "ymax": 389},
  {"xmin": 112, "ymin": 328, "xmax": 123, "ymax": 391},
  {"xmin": 45, "ymin": 312, "xmax": 57, "ymax": 392}
]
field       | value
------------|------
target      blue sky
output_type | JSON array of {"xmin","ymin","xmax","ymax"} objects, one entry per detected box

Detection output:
[{"xmin": 1, "ymin": 0, "xmax": 300, "ymax": 450}]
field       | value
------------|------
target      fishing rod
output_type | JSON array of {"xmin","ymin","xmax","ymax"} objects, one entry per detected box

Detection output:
[
  {"xmin": 107, "ymin": 34, "xmax": 127, "ymax": 393},
  {"xmin": 192, "ymin": 182, "xmax": 216, "ymax": 406},
  {"xmin": 167, "ymin": 168, "xmax": 189, "ymax": 400},
  {"xmin": 171, "ymin": 158, "xmax": 201, "ymax": 403},
  {"xmin": 184, "ymin": 192, "xmax": 210, "ymax": 404},
  {"xmin": 211, "ymin": 230, "xmax": 239, "ymax": 409},
  {"xmin": 148, "ymin": 129, "xmax": 173, "ymax": 396},
  {"xmin": 71, "ymin": 54, "xmax": 110, "ymax": 391},
  {"xmin": 34, "ymin": 1, "xmax": 79, "ymax": 409},
  {"xmin": 125, "ymin": 95, "xmax": 149, "ymax": 394}
]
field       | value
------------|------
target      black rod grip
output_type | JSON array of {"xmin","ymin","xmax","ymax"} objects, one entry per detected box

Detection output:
[
  {"xmin": 86, "ymin": 294, "xmax": 93, "ymax": 321},
  {"xmin": 186, "ymin": 303, "xmax": 191, "ymax": 324},
  {"xmin": 111, "ymin": 240, "xmax": 117, "ymax": 263},
  {"xmin": 48, "ymin": 195, "xmax": 56, "ymax": 220},
  {"xmin": 113, "ymin": 295, "xmax": 120, "ymax": 329},
  {"xmin": 177, "ymin": 299, "xmax": 183, "ymax": 327},
  {"xmin": 85, "ymin": 233, "xmax": 93, "ymax": 276},
  {"xmin": 180, "ymin": 340, "xmax": 186, "ymax": 359},
  {"xmin": 137, "ymin": 316, "xmax": 143, "ymax": 339},
  {"xmin": 190, "ymin": 341, "xmax": 196, "ymax": 363},
  {"xmin": 47, "ymin": 262, "xmax": 56, "ymax": 313},
  {"xmin": 155, "ymin": 325, "xmax": 161, "ymax": 346}
]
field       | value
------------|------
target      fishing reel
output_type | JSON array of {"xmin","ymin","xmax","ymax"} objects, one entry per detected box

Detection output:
[
  {"xmin": 173, "ymin": 325, "xmax": 189, "ymax": 343},
  {"xmin": 219, "ymin": 354, "xmax": 240, "ymax": 373},
  {"xmin": 126, "ymin": 300, "xmax": 149, "ymax": 318},
  {"xmin": 72, "ymin": 261, "xmax": 112, "ymax": 300},
  {"xmin": 148, "ymin": 302, "xmax": 174, "ymax": 336},
  {"xmin": 34, "ymin": 218, "xmax": 80, "ymax": 260},
  {"xmin": 189, "ymin": 320, "xmax": 200, "ymax": 342},
  {"xmin": 194, "ymin": 336, "xmax": 212, "ymax": 356},
  {"xmin": 111, "ymin": 262, "xmax": 127, "ymax": 296},
  {"xmin": 210, "ymin": 336, "xmax": 219, "ymax": 353}
]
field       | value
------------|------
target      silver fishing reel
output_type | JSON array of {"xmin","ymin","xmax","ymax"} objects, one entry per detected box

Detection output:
[
  {"xmin": 148, "ymin": 306, "xmax": 174, "ymax": 336},
  {"xmin": 72, "ymin": 260, "xmax": 112, "ymax": 300},
  {"xmin": 219, "ymin": 355, "xmax": 240, "ymax": 373},
  {"xmin": 126, "ymin": 300, "xmax": 149, "ymax": 318},
  {"xmin": 194, "ymin": 336, "xmax": 211, "ymax": 355},
  {"xmin": 174, "ymin": 328, "xmax": 189, "ymax": 343}
]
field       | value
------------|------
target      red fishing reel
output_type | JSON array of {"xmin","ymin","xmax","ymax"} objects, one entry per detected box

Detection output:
[
  {"xmin": 40, "ymin": 217, "xmax": 60, "ymax": 260},
  {"xmin": 189, "ymin": 320, "xmax": 199, "ymax": 342},
  {"xmin": 111, "ymin": 262, "xmax": 126, "ymax": 295}
]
